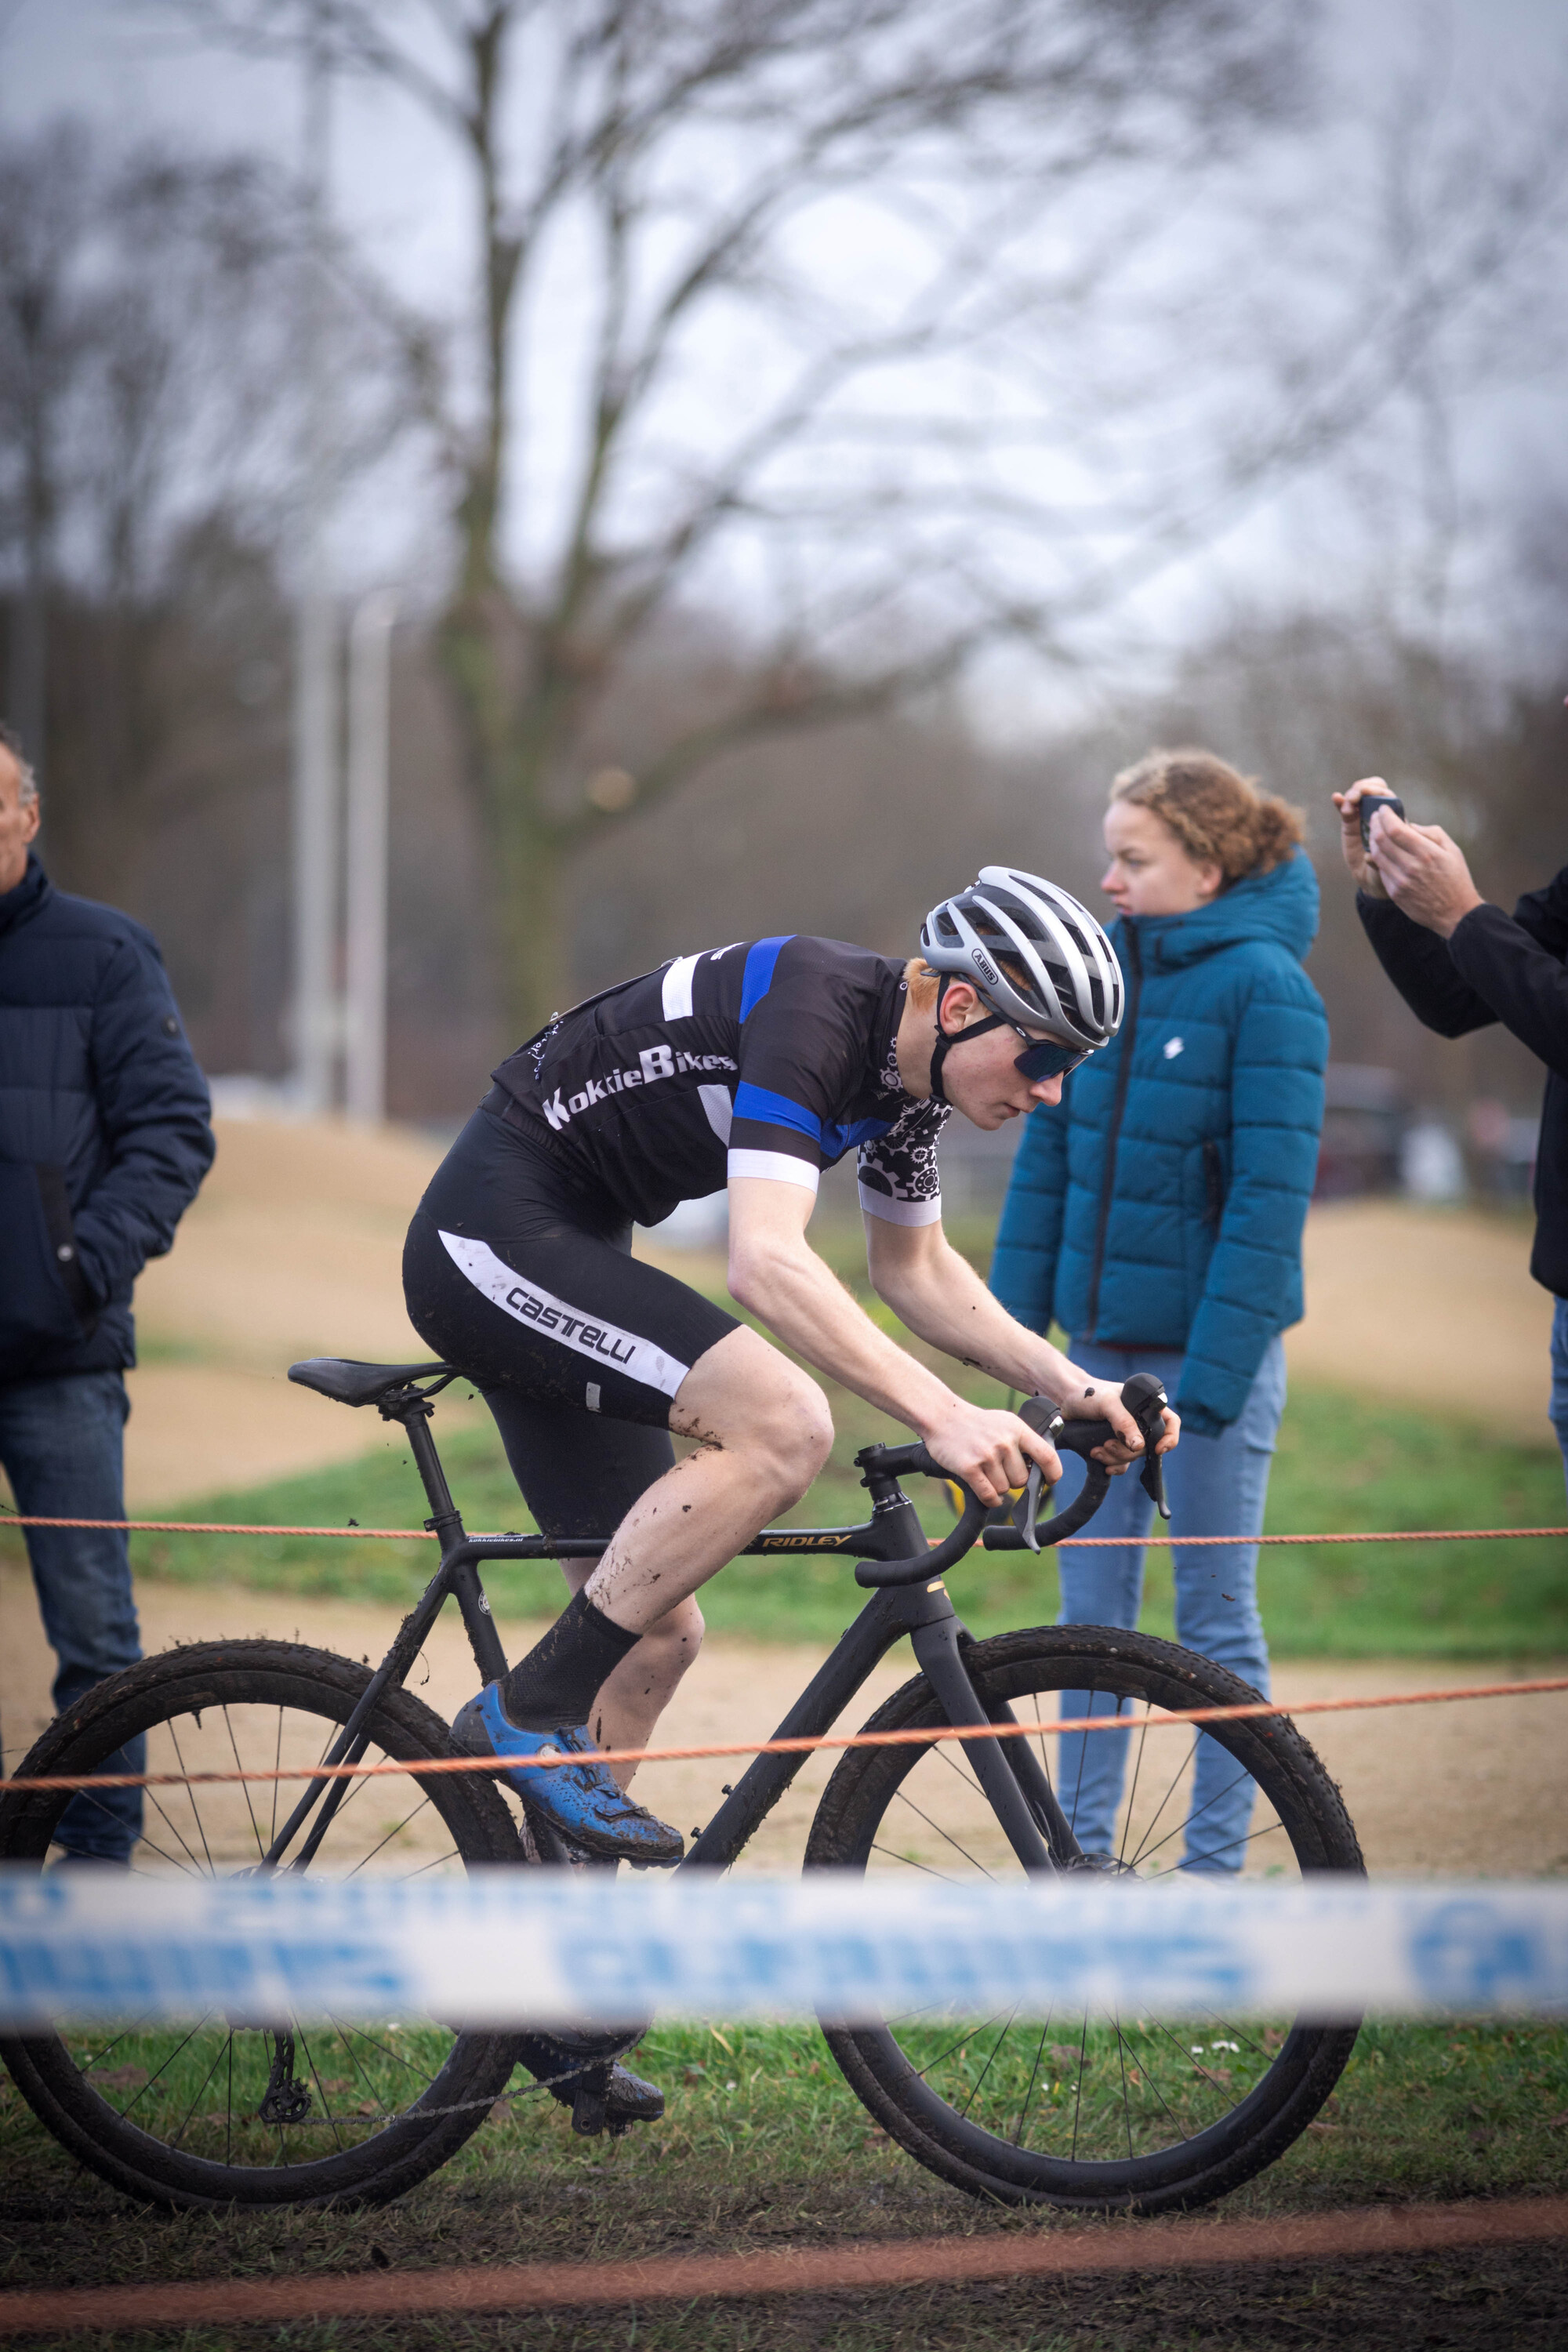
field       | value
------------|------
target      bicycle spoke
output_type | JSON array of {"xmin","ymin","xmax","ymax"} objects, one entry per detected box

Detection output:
[
  {"xmin": 169, "ymin": 2034, "xmax": 230, "ymax": 2154},
  {"xmin": 165, "ymin": 1722, "xmax": 216, "ymax": 1875},
  {"xmin": 869, "ymin": 1841, "xmax": 963, "ymax": 1884},
  {"xmin": 295, "ymin": 2029, "xmax": 347, "ymax": 2154},
  {"xmin": 1118, "ymin": 1706, "xmax": 1154, "ymax": 1864},
  {"xmin": 117, "ymin": 2017, "xmax": 213, "ymax": 2120},
  {"xmin": 887, "ymin": 1784, "xmax": 996, "ymax": 1878},
  {"xmin": 336, "ymin": 2024, "xmax": 437, "ymax": 2090},
  {"xmin": 909, "ymin": 2010, "xmax": 1011, "ymax": 2086},
  {"xmin": 222, "ymin": 1708, "xmax": 266, "ymax": 1860},
  {"xmin": 332, "ymin": 2020, "xmax": 391, "ymax": 2118},
  {"xmin": 1069, "ymin": 2012, "xmax": 1091, "ymax": 2159},
  {"xmin": 140, "ymin": 1779, "xmax": 208, "ymax": 1878},
  {"xmin": 1131, "ymin": 1764, "xmax": 1269, "ymax": 1873},
  {"xmin": 1009, "ymin": 2014, "xmax": 1053, "ymax": 2148},
  {"xmin": 402, "ymin": 1845, "xmax": 465, "ymax": 1878},
  {"xmin": 958, "ymin": 2011, "xmax": 1015, "ymax": 2119},
  {"xmin": 1123, "ymin": 1733, "xmax": 1201, "ymax": 1870},
  {"xmin": 1113, "ymin": 2015, "xmax": 1133, "ymax": 2159},
  {"xmin": 344, "ymin": 1795, "xmax": 438, "ymax": 1878}
]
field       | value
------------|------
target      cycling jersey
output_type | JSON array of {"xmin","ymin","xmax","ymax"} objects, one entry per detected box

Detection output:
[{"xmin": 489, "ymin": 934, "xmax": 949, "ymax": 1232}]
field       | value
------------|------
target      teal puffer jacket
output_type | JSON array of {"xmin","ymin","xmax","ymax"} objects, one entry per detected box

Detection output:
[{"xmin": 989, "ymin": 851, "xmax": 1327, "ymax": 1436}]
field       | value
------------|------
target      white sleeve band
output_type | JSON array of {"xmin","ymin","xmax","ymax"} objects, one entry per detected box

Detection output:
[
  {"xmin": 728, "ymin": 1149, "xmax": 820, "ymax": 1195},
  {"xmin": 858, "ymin": 1183, "xmax": 942, "ymax": 1226},
  {"xmin": 661, "ymin": 954, "xmax": 699, "ymax": 1020}
]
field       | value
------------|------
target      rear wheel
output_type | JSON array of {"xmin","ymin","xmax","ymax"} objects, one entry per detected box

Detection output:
[
  {"xmin": 0, "ymin": 1640, "xmax": 528, "ymax": 2210},
  {"xmin": 807, "ymin": 1624, "xmax": 1363, "ymax": 2215}
]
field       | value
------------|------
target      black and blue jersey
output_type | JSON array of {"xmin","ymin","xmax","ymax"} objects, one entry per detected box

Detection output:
[{"xmin": 489, "ymin": 935, "xmax": 949, "ymax": 1232}]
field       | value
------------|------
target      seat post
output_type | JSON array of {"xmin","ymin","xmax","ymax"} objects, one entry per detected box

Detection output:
[
  {"xmin": 398, "ymin": 1403, "xmax": 460, "ymax": 1529},
  {"xmin": 394, "ymin": 1399, "xmax": 510, "ymax": 1687}
]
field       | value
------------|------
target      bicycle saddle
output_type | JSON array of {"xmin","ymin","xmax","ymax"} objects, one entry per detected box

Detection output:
[{"xmin": 287, "ymin": 1356, "xmax": 452, "ymax": 1408}]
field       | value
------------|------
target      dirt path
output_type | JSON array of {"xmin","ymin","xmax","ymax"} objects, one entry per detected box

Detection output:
[
  {"xmin": 0, "ymin": 1116, "xmax": 1540, "ymax": 1509},
  {"xmin": 4, "ymin": 1565, "xmax": 1562, "ymax": 1878}
]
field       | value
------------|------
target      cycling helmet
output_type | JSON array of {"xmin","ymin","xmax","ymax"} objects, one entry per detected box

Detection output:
[{"xmin": 920, "ymin": 868, "xmax": 1124, "ymax": 1051}]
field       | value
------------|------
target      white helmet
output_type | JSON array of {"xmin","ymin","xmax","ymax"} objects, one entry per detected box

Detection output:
[{"xmin": 920, "ymin": 867, "xmax": 1124, "ymax": 1050}]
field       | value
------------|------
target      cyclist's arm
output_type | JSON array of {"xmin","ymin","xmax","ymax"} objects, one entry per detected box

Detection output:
[
  {"xmin": 864, "ymin": 1212, "xmax": 1175, "ymax": 1461},
  {"xmin": 728, "ymin": 1179, "xmax": 1123, "ymax": 1503}
]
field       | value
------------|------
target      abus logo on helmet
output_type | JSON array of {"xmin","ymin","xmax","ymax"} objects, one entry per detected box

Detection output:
[{"xmin": 971, "ymin": 949, "xmax": 1001, "ymax": 989}]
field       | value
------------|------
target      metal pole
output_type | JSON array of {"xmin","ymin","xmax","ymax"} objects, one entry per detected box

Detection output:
[
  {"xmin": 7, "ymin": 278, "xmax": 50, "ymax": 783},
  {"xmin": 289, "ymin": 18, "xmax": 339, "ymax": 1114},
  {"xmin": 345, "ymin": 590, "xmax": 397, "ymax": 1123}
]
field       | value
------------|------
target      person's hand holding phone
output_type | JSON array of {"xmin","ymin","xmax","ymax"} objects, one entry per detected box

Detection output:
[
  {"xmin": 1332, "ymin": 778, "xmax": 1486, "ymax": 937},
  {"xmin": 1331, "ymin": 778, "xmax": 1401, "ymax": 896}
]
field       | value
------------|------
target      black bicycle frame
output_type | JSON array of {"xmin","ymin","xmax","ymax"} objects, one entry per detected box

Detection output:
[{"xmin": 262, "ymin": 1403, "xmax": 1086, "ymax": 1877}]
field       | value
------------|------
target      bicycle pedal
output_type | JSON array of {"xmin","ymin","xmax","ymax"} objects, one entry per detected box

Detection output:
[{"xmin": 571, "ymin": 2069, "xmax": 611, "ymax": 2136}]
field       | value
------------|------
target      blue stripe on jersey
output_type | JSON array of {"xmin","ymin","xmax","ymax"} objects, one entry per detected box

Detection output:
[
  {"xmin": 822, "ymin": 1115, "xmax": 893, "ymax": 1160},
  {"xmin": 739, "ymin": 935, "xmax": 793, "ymax": 1020},
  {"xmin": 733, "ymin": 1080, "xmax": 821, "ymax": 1142}
]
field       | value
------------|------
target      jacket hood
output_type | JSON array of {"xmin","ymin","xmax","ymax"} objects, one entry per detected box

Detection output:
[
  {"xmin": 1115, "ymin": 847, "xmax": 1319, "ymax": 973},
  {"xmin": 0, "ymin": 851, "xmax": 49, "ymax": 938}
]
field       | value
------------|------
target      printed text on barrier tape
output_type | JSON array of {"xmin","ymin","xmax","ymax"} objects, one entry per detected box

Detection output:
[
  {"xmin": 1, "ymin": 1674, "xmax": 1564, "ymax": 1798},
  {"xmin": 2, "ymin": 1875, "xmax": 1567, "ymax": 2024},
  {"xmin": 2, "ymin": 1513, "xmax": 1564, "ymax": 1544},
  {"xmin": 0, "ymin": 2198, "xmax": 1564, "ymax": 2332}
]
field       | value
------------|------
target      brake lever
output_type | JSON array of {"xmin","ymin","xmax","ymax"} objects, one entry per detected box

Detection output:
[
  {"xmin": 1013, "ymin": 1461, "xmax": 1047, "ymax": 1553},
  {"xmin": 1121, "ymin": 1370, "xmax": 1172, "ymax": 1521},
  {"xmin": 1011, "ymin": 1394, "xmax": 1069, "ymax": 1554}
]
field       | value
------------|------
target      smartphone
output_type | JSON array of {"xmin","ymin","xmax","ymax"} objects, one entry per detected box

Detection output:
[{"xmin": 1358, "ymin": 792, "xmax": 1404, "ymax": 850}]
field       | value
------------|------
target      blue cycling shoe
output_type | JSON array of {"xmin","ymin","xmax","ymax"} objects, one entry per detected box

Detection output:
[{"xmin": 452, "ymin": 1682, "xmax": 684, "ymax": 1867}]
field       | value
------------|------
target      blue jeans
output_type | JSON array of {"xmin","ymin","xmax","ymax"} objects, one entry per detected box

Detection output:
[
  {"xmin": 1050, "ymin": 1336, "xmax": 1287, "ymax": 1875},
  {"xmin": 1552, "ymin": 1300, "xmax": 1568, "ymax": 1504},
  {"xmin": 0, "ymin": 1370, "xmax": 144, "ymax": 1860}
]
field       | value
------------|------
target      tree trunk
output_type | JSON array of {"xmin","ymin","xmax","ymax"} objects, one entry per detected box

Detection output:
[{"xmin": 492, "ymin": 793, "xmax": 569, "ymax": 1050}]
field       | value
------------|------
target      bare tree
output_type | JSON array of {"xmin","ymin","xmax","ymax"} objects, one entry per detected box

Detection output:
[
  {"xmin": 159, "ymin": 0, "xmax": 1567, "ymax": 1036},
  {"xmin": 152, "ymin": 0, "xmax": 1321, "ymax": 1028},
  {"xmin": 0, "ymin": 115, "xmax": 432, "ymax": 893}
]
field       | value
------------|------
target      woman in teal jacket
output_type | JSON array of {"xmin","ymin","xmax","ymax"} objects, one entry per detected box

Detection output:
[{"xmin": 990, "ymin": 748, "xmax": 1327, "ymax": 1871}]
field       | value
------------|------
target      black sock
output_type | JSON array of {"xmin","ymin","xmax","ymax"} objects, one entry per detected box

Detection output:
[{"xmin": 499, "ymin": 1588, "xmax": 641, "ymax": 1732}]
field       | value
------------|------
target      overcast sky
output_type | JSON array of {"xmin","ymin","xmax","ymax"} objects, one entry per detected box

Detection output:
[{"xmin": 5, "ymin": 0, "xmax": 1565, "ymax": 718}]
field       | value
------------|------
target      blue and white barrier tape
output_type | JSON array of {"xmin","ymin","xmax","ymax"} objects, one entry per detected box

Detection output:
[{"xmin": 1, "ymin": 1870, "xmax": 1565, "ymax": 2028}]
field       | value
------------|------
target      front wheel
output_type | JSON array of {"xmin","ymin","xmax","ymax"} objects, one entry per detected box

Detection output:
[
  {"xmin": 806, "ymin": 1624, "xmax": 1363, "ymax": 2216},
  {"xmin": 0, "ymin": 1640, "xmax": 528, "ymax": 2210}
]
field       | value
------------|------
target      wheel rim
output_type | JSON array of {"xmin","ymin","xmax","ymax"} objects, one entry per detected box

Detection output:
[{"xmin": 830, "ymin": 1644, "xmax": 1355, "ymax": 2193}]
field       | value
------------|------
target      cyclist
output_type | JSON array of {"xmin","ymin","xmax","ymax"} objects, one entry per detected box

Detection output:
[{"xmin": 404, "ymin": 872, "xmax": 1177, "ymax": 2113}]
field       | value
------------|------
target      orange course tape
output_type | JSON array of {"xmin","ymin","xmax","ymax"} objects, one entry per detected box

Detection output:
[
  {"xmin": 0, "ymin": 2195, "xmax": 1563, "ymax": 2332},
  {"xmin": 1, "ymin": 1513, "xmax": 1566, "ymax": 1544},
  {"xmin": 2, "ymin": 1675, "xmax": 1565, "ymax": 1798}
]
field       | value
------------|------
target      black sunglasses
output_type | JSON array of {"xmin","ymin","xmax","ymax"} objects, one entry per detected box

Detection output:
[{"xmin": 1007, "ymin": 1026, "xmax": 1091, "ymax": 1081}]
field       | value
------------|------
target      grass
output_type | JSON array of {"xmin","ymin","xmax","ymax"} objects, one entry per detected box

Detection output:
[
  {"xmin": 67, "ymin": 1213, "xmax": 1565, "ymax": 1660},
  {"xmin": 2, "ymin": 2016, "xmax": 1566, "ymax": 2349},
  {"xmin": 4, "ymin": 1212, "xmax": 1557, "ymax": 1653}
]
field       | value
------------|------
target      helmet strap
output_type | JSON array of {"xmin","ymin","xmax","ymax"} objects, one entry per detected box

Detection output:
[{"xmin": 927, "ymin": 978, "xmax": 1007, "ymax": 1105}]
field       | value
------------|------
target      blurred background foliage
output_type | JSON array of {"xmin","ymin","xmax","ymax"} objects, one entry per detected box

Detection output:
[{"xmin": 2, "ymin": 1, "xmax": 1565, "ymax": 1145}]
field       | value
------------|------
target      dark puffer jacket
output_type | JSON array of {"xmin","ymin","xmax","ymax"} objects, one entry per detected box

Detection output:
[
  {"xmin": 1358, "ymin": 869, "xmax": 1568, "ymax": 1298},
  {"xmin": 0, "ymin": 852, "xmax": 215, "ymax": 1381}
]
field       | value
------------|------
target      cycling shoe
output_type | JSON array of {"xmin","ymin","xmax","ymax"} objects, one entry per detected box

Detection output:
[
  {"xmin": 515, "ymin": 2032, "xmax": 665, "ymax": 2136},
  {"xmin": 452, "ymin": 1682, "xmax": 684, "ymax": 1866}
]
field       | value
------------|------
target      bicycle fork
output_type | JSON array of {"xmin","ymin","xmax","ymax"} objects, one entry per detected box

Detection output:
[{"xmin": 905, "ymin": 1589, "xmax": 1083, "ymax": 1876}]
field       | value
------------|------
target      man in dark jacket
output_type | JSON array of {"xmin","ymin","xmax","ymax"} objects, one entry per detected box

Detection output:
[
  {"xmin": 0, "ymin": 724, "xmax": 215, "ymax": 1859},
  {"xmin": 1335, "ymin": 775, "xmax": 1568, "ymax": 1493}
]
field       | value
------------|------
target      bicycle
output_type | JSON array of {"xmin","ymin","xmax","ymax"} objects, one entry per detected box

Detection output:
[{"xmin": 0, "ymin": 1359, "xmax": 1362, "ymax": 2215}]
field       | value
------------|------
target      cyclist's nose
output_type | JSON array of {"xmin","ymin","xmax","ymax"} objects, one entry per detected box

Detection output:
[{"xmin": 1028, "ymin": 1075, "xmax": 1064, "ymax": 1107}]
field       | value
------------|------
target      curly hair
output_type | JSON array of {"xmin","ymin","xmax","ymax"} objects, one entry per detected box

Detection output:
[{"xmin": 1109, "ymin": 747, "xmax": 1305, "ymax": 885}]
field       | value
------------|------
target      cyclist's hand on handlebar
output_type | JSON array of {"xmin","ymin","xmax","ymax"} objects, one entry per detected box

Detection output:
[
  {"xmin": 921, "ymin": 1401, "xmax": 1061, "ymax": 1509},
  {"xmin": 1070, "ymin": 1380, "xmax": 1181, "ymax": 1471}
]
